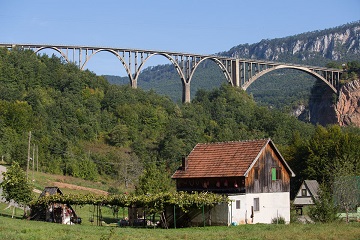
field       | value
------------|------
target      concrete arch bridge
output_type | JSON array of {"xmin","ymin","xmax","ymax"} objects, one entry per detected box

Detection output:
[{"xmin": 1, "ymin": 44, "xmax": 344, "ymax": 103}]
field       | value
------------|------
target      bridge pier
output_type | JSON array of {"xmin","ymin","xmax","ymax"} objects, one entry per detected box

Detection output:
[
  {"xmin": 232, "ymin": 59, "xmax": 240, "ymax": 87},
  {"xmin": 182, "ymin": 82, "xmax": 191, "ymax": 103},
  {"xmin": 131, "ymin": 79, "xmax": 137, "ymax": 89}
]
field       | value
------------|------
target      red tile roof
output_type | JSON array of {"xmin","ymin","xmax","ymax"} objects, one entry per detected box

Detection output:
[{"xmin": 172, "ymin": 139, "xmax": 270, "ymax": 179}]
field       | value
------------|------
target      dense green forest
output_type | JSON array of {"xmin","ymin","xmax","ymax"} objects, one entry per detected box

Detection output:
[{"xmin": 0, "ymin": 48, "xmax": 359, "ymax": 198}]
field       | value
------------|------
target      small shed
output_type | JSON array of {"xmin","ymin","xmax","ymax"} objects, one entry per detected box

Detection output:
[
  {"xmin": 293, "ymin": 180, "xmax": 319, "ymax": 215},
  {"xmin": 30, "ymin": 187, "xmax": 81, "ymax": 224}
]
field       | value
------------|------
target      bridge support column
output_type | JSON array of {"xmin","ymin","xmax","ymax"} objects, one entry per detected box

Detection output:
[
  {"xmin": 182, "ymin": 82, "xmax": 191, "ymax": 103},
  {"xmin": 232, "ymin": 59, "xmax": 240, "ymax": 87},
  {"xmin": 131, "ymin": 79, "xmax": 137, "ymax": 89}
]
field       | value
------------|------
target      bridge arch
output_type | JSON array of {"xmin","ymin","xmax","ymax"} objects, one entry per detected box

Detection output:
[
  {"xmin": 34, "ymin": 47, "xmax": 70, "ymax": 63},
  {"xmin": 133, "ymin": 52, "xmax": 186, "ymax": 85},
  {"xmin": 80, "ymin": 49, "xmax": 134, "ymax": 87},
  {"xmin": 242, "ymin": 65, "xmax": 338, "ymax": 93},
  {"xmin": 188, "ymin": 57, "xmax": 233, "ymax": 86},
  {"xmin": 135, "ymin": 53, "xmax": 195, "ymax": 102}
]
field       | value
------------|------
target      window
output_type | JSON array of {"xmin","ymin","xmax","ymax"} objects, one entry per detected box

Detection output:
[
  {"xmin": 236, "ymin": 200, "xmax": 241, "ymax": 209},
  {"xmin": 277, "ymin": 168, "xmax": 281, "ymax": 180},
  {"xmin": 272, "ymin": 167, "xmax": 281, "ymax": 180},
  {"xmin": 254, "ymin": 198, "xmax": 259, "ymax": 211},
  {"xmin": 254, "ymin": 168, "xmax": 259, "ymax": 180},
  {"xmin": 301, "ymin": 189, "xmax": 307, "ymax": 196}
]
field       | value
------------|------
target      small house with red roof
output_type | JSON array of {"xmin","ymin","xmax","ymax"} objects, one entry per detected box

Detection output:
[{"xmin": 172, "ymin": 138, "xmax": 295, "ymax": 225}]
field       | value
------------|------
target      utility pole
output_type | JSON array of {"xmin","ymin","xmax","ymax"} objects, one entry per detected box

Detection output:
[
  {"xmin": 36, "ymin": 145, "xmax": 39, "ymax": 172},
  {"xmin": 32, "ymin": 144, "xmax": 35, "ymax": 181},
  {"xmin": 26, "ymin": 131, "xmax": 31, "ymax": 181}
]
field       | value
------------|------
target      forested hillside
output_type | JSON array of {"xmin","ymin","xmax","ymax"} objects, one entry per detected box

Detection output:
[{"xmin": 0, "ymin": 47, "xmax": 359, "ymax": 197}]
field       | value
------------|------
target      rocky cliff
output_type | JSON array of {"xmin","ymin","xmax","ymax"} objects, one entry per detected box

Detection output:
[
  {"xmin": 307, "ymin": 79, "xmax": 360, "ymax": 127},
  {"xmin": 308, "ymin": 82, "xmax": 338, "ymax": 126},
  {"xmin": 336, "ymin": 79, "xmax": 360, "ymax": 126},
  {"xmin": 224, "ymin": 21, "xmax": 360, "ymax": 63}
]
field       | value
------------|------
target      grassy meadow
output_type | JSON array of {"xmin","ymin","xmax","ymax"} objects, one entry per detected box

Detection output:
[
  {"xmin": 0, "ymin": 214, "xmax": 359, "ymax": 240},
  {"xmin": 0, "ymin": 203, "xmax": 359, "ymax": 240},
  {"xmin": 1, "ymin": 166, "xmax": 359, "ymax": 239}
]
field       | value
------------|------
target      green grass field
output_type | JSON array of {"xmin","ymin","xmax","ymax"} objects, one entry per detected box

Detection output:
[
  {"xmin": 0, "ymin": 214, "xmax": 359, "ymax": 240},
  {"xmin": 1, "ymin": 166, "xmax": 359, "ymax": 239}
]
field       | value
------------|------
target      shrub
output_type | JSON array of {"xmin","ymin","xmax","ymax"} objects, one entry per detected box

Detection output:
[
  {"xmin": 271, "ymin": 216, "xmax": 285, "ymax": 224},
  {"xmin": 309, "ymin": 184, "xmax": 339, "ymax": 223}
]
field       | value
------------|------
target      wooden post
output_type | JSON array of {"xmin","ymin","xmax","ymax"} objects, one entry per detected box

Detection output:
[
  {"xmin": 36, "ymin": 145, "xmax": 39, "ymax": 172},
  {"xmin": 173, "ymin": 205, "xmax": 176, "ymax": 229},
  {"xmin": 26, "ymin": 131, "xmax": 31, "ymax": 180},
  {"xmin": 202, "ymin": 205, "xmax": 205, "ymax": 227},
  {"xmin": 32, "ymin": 144, "xmax": 35, "ymax": 181}
]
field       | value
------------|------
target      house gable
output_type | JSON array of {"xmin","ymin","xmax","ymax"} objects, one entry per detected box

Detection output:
[
  {"xmin": 293, "ymin": 180, "xmax": 319, "ymax": 206},
  {"xmin": 246, "ymin": 144, "xmax": 292, "ymax": 193}
]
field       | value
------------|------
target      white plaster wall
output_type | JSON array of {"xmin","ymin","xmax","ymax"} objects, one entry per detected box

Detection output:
[
  {"xmin": 229, "ymin": 192, "xmax": 291, "ymax": 224},
  {"xmin": 228, "ymin": 194, "xmax": 248, "ymax": 224}
]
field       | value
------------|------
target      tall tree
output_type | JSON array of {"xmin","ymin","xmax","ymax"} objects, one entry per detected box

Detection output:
[
  {"xmin": 135, "ymin": 162, "xmax": 175, "ymax": 195},
  {"xmin": 309, "ymin": 183, "xmax": 338, "ymax": 223},
  {"xmin": 0, "ymin": 162, "xmax": 33, "ymax": 217},
  {"xmin": 332, "ymin": 159, "xmax": 360, "ymax": 223}
]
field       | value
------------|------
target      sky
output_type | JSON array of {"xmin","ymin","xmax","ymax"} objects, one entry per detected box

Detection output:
[{"xmin": 1, "ymin": 0, "xmax": 359, "ymax": 76}]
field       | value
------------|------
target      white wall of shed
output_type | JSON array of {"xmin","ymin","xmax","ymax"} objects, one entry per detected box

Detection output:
[{"xmin": 229, "ymin": 192, "xmax": 291, "ymax": 224}]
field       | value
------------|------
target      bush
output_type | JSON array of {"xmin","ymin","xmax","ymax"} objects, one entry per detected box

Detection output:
[
  {"xmin": 271, "ymin": 216, "xmax": 286, "ymax": 224},
  {"xmin": 309, "ymin": 184, "xmax": 339, "ymax": 223},
  {"xmin": 107, "ymin": 186, "xmax": 121, "ymax": 195}
]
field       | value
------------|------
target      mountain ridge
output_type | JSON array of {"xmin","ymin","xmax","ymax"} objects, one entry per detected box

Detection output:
[{"xmin": 222, "ymin": 21, "xmax": 360, "ymax": 63}]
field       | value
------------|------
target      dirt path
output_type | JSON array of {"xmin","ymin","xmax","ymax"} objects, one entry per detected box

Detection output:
[
  {"xmin": 0, "ymin": 165, "xmax": 6, "ymax": 181},
  {"xmin": 52, "ymin": 181, "xmax": 108, "ymax": 195},
  {"xmin": 0, "ymin": 165, "xmax": 6, "ymax": 202}
]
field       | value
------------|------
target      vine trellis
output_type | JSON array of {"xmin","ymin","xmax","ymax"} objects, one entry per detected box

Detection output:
[{"xmin": 30, "ymin": 191, "xmax": 229, "ymax": 215}]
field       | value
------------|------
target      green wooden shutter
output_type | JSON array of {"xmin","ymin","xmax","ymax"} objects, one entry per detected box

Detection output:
[{"xmin": 272, "ymin": 168, "xmax": 276, "ymax": 181}]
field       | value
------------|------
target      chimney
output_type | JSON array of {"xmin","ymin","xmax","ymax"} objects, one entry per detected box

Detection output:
[{"xmin": 182, "ymin": 157, "xmax": 188, "ymax": 170}]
